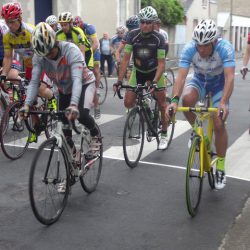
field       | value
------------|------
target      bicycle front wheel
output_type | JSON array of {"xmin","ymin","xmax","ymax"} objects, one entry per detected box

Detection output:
[
  {"xmin": 165, "ymin": 68, "xmax": 175, "ymax": 87},
  {"xmin": 186, "ymin": 136, "xmax": 203, "ymax": 217},
  {"xmin": 0, "ymin": 101, "xmax": 30, "ymax": 160},
  {"xmin": 98, "ymin": 71, "xmax": 108, "ymax": 105},
  {"xmin": 80, "ymin": 124, "xmax": 103, "ymax": 193},
  {"xmin": 29, "ymin": 137, "xmax": 70, "ymax": 225},
  {"xmin": 123, "ymin": 107, "xmax": 145, "ymax": 168}
]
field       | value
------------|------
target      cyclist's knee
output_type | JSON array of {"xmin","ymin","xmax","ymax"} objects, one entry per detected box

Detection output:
[
  {"xmin": 124, "ymin": 91, "xmax": 136, "ymax": 108},
  {"xmin": 182, "ymin": 93, "xmax": 198, "ymax": 106}
]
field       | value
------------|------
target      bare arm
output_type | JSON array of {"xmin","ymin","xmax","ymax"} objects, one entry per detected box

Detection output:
[
  {"xmin": 115, "ymin": 43, "xmax": 125, "ymax": 63},
  {"xmin": 2, "ymin": 50, "xmax": 13, "ymax": 76},
  {"xmin": 153, "ymin": 58, "xmax": 165, "ymax": 82},
  {"xmin": 79, "ymin": 44, "xmax": 86, "ymax": 56},
  {"xmin": 117, "ymin": 52, "xmax": 131, "ymax": 82},
  {"xmin": 220, "ymin": 67, "xmax": 235, "ymax": 105},
  {"xmin": 243, "ymin": 44, "xmax": 250, "ymax": 67},
  {"xmin": 90, "ymin": 36, "xmax": 99, "ymax": 52},
  {"xmin": 172, "ymin": 67, "xmax": 189, "ymax": 97},
  {"xmin": 218, "ymin": 66, "xmax": 235, "ymax": 120}
]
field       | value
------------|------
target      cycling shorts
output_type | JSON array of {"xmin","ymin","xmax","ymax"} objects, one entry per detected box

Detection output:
[
  {"xmin": 11, "ymin": 60, "xmax": 22, "ymax": 71},
  {"xmin": 185, "ymin": 74, "xmax": 225, "ymax": 107},
  {"xmin": 94, "ymin": 49, "xmax": 100, "ymax": 63},
  {"xmin": 128, "ymin": 67, "xmax": 165, "ymax": 89}
]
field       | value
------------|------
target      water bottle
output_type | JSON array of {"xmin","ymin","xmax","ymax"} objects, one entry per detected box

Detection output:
[
  {"xmin": 81, "ymin": 126, "xmax": 91, "ymax": 153},
  {"xmin": 204, "ymin": 135, "xmax": 210, "ymax": 152},
  {"xmin": 8, "ymin": 88, "xmax": 13, "ymax": 102},
  {"xmin": 143, "ymin": 98, "xmax": 154, "ymax": 120}
]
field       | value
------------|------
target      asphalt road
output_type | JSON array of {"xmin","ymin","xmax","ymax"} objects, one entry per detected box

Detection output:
[{"xmin": 0, "ymin": 62, "xmax": 250, "ymax": 250}]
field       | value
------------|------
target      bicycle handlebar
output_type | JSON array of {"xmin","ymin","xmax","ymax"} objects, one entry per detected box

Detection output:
[
  {"xmin": 23, "ymin": 110, "xmax": 81, "ymax": 135},
  {"xmin": 116, "ymin": 84, "xmax": 157, "ymax": 100}
]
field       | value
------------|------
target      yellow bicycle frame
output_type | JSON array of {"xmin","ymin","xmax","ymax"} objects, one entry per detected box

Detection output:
[{"xmin": 178, "ymin": 106, "xmax": 218, "ymax": 176}]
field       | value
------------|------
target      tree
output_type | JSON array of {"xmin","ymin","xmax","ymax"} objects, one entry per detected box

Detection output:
[{"xmin": 141, "ymin": 0, "xmax": 184, "ymax": 26}]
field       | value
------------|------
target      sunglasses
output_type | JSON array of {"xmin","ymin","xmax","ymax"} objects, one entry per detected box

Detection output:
[
  {"xmin": 5, "ymin": 18, "xmax": 19, "ymax": 25},
  {"xmin": 140, "ymin": 20, "xmax": 153, "ymax": 25}
]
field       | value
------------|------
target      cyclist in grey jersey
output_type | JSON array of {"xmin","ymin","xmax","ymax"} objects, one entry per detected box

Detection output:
[{"xmin": 20, "ymin": 22, "xmax": 99, "ymax": 146}]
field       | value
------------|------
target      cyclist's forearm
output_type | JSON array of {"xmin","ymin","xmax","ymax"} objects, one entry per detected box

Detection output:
[
  {"xmin": 243, "ymin": 44, "xmax": 250, "ymax": 66},
  {"xmin": 118, "ymin": 54, "xmax": 130, "ymax": 81},
  {"xmin": 2, "ymin": 57, "xmax": 12, "ymax": 76},
  {"xmin": 91, "ymin": 37, "xmax": 99, "ymax": 52},
  {"xmin": 221, "ymin": 77, "xmax": 234, "ymax": 104},
  {"xmin": 153, "ymin": 59, "xmax": 165, "ymax": 82},
  {"xmin": 220, "ymin": 67, "xmax": 235, "ymax": 104}
]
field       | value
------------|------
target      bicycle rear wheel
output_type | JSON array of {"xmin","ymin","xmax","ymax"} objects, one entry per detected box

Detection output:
[
  {"xmin": 98, "ymin": 71, "xmax": 108, "ymax": 105},
  {"xmin": 0, "ymin": 101, "xmax": 30, "ymax": 160},
  {"xmin": 186, "ymin": 136, "xmax": 203, "ymax": 217},
  {"xmin": 29, "ymin": 137, "xmax": 70, "ymax": 225},
  {"xmin": 0, "ymin": 94, "xmax": 8, "ymax": 121},
  {"xmin": 123, "ymin": 107, "xmax": 144, "ymax": 168},
  {"xmin": 80, "ymin": 124, "xmax": 103, "ymax": 193},
  {"xmin": 153, "ymin": 102, "xmax": 175, "ymax": 149}
]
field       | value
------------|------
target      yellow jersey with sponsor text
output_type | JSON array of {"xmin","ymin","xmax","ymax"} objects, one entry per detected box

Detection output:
[{"xmin": 3, "ymin": 22, "xmax": 34, "ymax": 68}]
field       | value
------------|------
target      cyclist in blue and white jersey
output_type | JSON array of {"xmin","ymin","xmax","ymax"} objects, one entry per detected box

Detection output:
[{"xmin": 167, "ymin": 19, "xmax": 235, "ymax": 189}]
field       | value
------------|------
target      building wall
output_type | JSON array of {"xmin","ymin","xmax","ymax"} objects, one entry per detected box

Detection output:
[
  {"xmin": 0, "ymin": 0, "xmax": 35, "ymax": 24},
  {"xmin": 217, "ymin": 0, "xmax": 250, "ymax": 16},
  {"xmin": 184, "ymin": 0, "xmax": 210, "ymax": 42}
]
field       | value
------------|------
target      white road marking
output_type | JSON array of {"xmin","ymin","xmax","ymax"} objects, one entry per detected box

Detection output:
[
  {"xmin": 225, "ymin": 130, "xmax": 250, "ymax": 180},
  {"xmin": 95, "ymin": 114, "xmax": 123, "ymax": 125},
  {"xmin": 103, "ymin": 119, "xmax": 191, "ymax": 159}
]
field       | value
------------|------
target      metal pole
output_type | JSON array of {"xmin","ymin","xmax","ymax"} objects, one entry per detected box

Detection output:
[{"xmin": 229, "ymin": 0, "xmax": 233, "ymax": 42}]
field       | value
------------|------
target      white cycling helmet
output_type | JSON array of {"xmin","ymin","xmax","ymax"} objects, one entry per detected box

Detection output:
[
  {"xmin": 138, "ymin": 6, "xmax": 158, "ymax": 21},
  {"xmin": 32, "ymin": 22, "xmax": 56, "ymax": 56},
  {"xmin": 45, "ymin": 15, "xmax": 57, "ymax": 25},
  {"xmin": 193, "ymin": 19, "xmax": 217, "ymax": 45},
  {"xmin": 116, "ymin": 25, "xmax": 126, "ymax": 34},
  {"xmin": 58, "ymin": 11, "xmax": 73, "ymax": 23}
]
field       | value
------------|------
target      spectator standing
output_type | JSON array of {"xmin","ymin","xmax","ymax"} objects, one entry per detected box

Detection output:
[{"xmin": 99, "ymin": 32, "xmax": 113, "ymax": 77}]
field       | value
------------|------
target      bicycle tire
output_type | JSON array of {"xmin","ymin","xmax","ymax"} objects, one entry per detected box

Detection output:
[
  {"xmin": 0, "ymin": 101, "xmax": 30, "ymax": 160},
  {"xmin": 123, "ymin": 107, "xmax": 145, "ymax": 168},
  {"xmin": 80, "ymin": 124, "xmax": 103, "ymax": 193},
  {"xmin": 98, "ymin": 71, "xmax": 108, "ymax": 105},
  {"xmin": 165, "ymin": 68, "xmax": 175, "ymax": 87},
  {"xmin": 152, "ymin": 101, "xmax": 175, "ymax": 149},
  {"xmin": 29, "ymin": 137, "xmax": 70, "ymax": 225},
  {"xmin": 0, "ymin": 94, "xmax": 8, "ymax": 121},
  {"xmin": 186, "ymin": 136, "xmax": 203, "ymax": 217}
]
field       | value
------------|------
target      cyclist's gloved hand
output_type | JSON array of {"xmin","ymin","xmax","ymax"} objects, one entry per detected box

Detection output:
[
  {"xmin": 240, "ymin": 66, "xmax": 248, "ymax": 79},
  {"xmin": 149, "ymin": 80, "xmax": 157, "ymax": 93},
  {"xmin": 0, "ymin": 75, "xmax": 6, "ymax": 88},
  {"xmin": 19, "ymin": 104, "xmax": 30, "ymax": 120},
  {"xmin": 113, "ymin": 80, "xmax": 122, "ymax": 95},
  {"xmin": 65, "ymin": 105, "xmax": 79, "ymax": 121},
  {"xmin": 218, "ymin": 103, "xmax": 228, "ymax": 121},
  {"xmin": 166, "ymin": 96, "xmax": 180, "ymax": 118}
]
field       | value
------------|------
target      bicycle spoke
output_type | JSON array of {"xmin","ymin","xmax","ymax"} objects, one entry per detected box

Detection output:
[
  {"xmin": 29, "ymin": 138, "xmax": 69, "ymax": 225},
  {"xmin": 186, "ymin": 136, "xmax": 203, "ymax": 217},
  {"xmin": 123, "ymin": 108, "xmax": 144, "ymax": 168}
]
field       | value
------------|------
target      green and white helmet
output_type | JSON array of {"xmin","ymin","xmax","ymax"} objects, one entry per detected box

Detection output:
[
  {"xmin": 58, "ymin": 11, "xmax": 73, "ymax": 22},
  {"xmin": 45, "ymin": 15, "xmax": 57, "ymax": 25},
  {"xmin": 138, "ymin": 6, "xmax": 158, "ymax": 21},
  {"xmin": 32, "ymin": 22, "xmax": 56, "ymax": 56}
]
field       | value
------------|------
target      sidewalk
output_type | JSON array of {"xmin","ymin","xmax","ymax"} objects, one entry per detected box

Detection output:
[
  {"xmin": 219, "ymin": 58, "xmax": 250, "ymax": 250},
  {"xmin": 220, "ymin": 197, "xmax": 250, "ymax": 250}
]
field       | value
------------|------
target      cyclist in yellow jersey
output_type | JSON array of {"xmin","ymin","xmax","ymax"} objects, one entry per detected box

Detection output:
[
  {"xmin": 56, "ymin": 12, "xmax": 94, "ymax": 70},
  {"xmin": 0, "ymin": 2, "xmax": 57, "ymax": 143}
]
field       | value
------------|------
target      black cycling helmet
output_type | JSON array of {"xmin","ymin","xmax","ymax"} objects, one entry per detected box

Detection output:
[{"xmin": 126, "ymin": 15, "xmax": 139, "ymax": 30}]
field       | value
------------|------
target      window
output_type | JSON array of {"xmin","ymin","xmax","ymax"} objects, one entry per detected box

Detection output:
[
  {"xmin": 119, "ymin": 0, "xmax": 127, "ymax": 25},
  {"xmin": 134, "ymin": 0, "xmax": 140, "ymax": 13},
  {"xmin": 202, "ymin": 0, "xmax": 207, "ymax": 7},
  {"xmin": 193, "ymin": 19, "xmax": 198, "ymax": 29}
]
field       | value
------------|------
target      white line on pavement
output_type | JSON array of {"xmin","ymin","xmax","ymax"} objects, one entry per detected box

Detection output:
[{"xmin": 103, "ymin": 120, "xmax": 191, "ymax": 159}]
